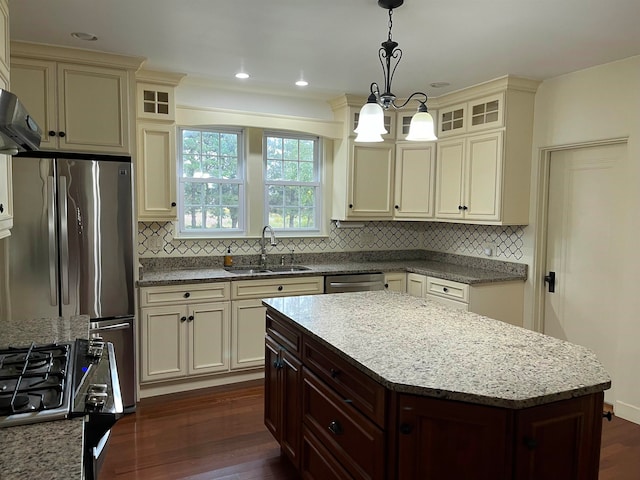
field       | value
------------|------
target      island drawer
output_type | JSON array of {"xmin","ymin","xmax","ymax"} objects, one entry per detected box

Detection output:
[
  {"xmin": 302, "ymin": 428, "xmax": 353, "ymax": 480},
  {"xmin": 266, "ymin": 310, "xmax": 302, "ymax": 357},
  {"xmin": 302, "ymin": 369, "xmax": 384, "ymax": 480},
  {"xmin": 426, "ymin": 277, "xmax": 469, "ymax": 303},
  {"xmin": 140, "ymin": 282, "xmax": 231, "ymax": 306},
  {"xmin": 303, "ymin": 336, "xmax": 386, "ymax": 427}
]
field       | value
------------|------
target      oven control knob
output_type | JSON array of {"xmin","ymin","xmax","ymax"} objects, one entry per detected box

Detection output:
[
  {"xmin": 88, "ymin": 384, "xmax": 108, "ymax": 394},
  {"xmin": 88, "ymin": 339, "xmax": 105, "ymax": 359},
  {"xmin": 86, "ymin": 391, "xmax": 108, "ymax": 410}
]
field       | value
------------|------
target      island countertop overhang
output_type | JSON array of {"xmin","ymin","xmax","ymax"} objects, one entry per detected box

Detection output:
[{"xmin": 262, "ymin": 291, "xmax": 611, "ymax": 409}]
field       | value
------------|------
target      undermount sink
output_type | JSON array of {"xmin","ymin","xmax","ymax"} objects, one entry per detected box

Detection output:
[
  {"xmin": 225, "ymin": 265, "xmax": 311, "ymax": 274},
  {"xmin": 267, "ymin": 265, "xmax": 312, "ymax": 272}
]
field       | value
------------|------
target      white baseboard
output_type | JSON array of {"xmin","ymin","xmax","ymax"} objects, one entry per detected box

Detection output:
[{"xmin": 615, "ymin": 400, "xmax": 640, "ymax": 425}]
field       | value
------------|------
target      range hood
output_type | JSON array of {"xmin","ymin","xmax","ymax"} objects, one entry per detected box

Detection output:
[{"xmin": 0, "ymin": 88, "xmax": 41, "ymax": 154}]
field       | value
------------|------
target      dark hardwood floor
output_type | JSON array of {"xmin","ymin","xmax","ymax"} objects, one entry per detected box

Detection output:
[{"xmin": 101, "ymin": 381, "xmax": 640, "ymax": 480}]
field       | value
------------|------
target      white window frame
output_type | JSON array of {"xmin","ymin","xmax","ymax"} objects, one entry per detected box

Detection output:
[
  {"xmin": 263, "ymin": 130, "xmax": 322, "ymax": 234},
  {"xmin": 177, "ymin": 127, "xmax": 246, "ymax": 237}
]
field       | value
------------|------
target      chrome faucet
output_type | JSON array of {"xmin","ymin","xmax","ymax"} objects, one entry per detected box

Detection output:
[{"xmin": 260, "ymin": 225, "xmax": 277, "ymax": 268}]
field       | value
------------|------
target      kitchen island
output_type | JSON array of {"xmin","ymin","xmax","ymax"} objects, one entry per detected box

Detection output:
[
  {"xmin": 263, "ymin": 291, "xmax": 611, "ymax": 479},
  {"xmin": 0, "ymin": 315, "xmax": 88, "ymax": 480}
]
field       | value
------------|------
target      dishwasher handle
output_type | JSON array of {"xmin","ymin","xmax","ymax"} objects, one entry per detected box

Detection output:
[
  {"xmin": 328, "ymin": 281, "xmax": 384, "ymax": 289},
  {"xmin": 90, "ymin": 322, "xmax": 132, "ymax": 332}
]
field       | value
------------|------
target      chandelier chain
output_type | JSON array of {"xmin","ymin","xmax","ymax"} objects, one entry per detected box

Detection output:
[{"xmin": 387, "ymin": 9, "xmax": 394, "ymax": 41}]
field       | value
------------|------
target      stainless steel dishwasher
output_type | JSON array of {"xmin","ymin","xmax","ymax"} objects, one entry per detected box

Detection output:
[{"xmin": 324, "ymin": 273, "xmax": 386, "ymax": 293}]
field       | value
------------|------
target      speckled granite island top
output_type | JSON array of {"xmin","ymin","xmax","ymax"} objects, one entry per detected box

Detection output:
[
  {"xmin": 0, "ymin": 315, "xmax": 89, "ymax": 480},
  {"xmin": 262, "ymin": 291, "xmax": 611, "ymax": 409}
]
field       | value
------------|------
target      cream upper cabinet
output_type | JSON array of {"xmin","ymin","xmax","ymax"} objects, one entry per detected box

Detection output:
[
  {"xmin": 333, "ymin": 139, "xmax": 395, "ymax": 220},
  {"xmin": 434, "ymin": 77, "xmax": 539, "ymax": 225},
  {"xmin": 394, "ymin": 142, "xmax": 436, "ymax": 219},
  {"xmin": 135, "ymin": 71, "xmax": 185, "ymax": 222},
  {"xmin": 435, "ymin": 131, "xmax": 504, "ymax": 222},
  {"xmin": 10, "ymin": 42, "xmax": 143, "ymax": 154},
  {"xmin": 136, "ymin": 122, "xmax": 177, "ymax": 221}
]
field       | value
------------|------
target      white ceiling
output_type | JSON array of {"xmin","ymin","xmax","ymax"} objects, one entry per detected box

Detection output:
[{"xmin": 8, "ymin": 0, "xmax": 640, "ymax": 100}]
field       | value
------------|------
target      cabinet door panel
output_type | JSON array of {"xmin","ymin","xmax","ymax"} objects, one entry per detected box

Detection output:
[
  {"xmin": 264, "ymin": 336, "xmax": 281, "ymax": 440},
  {"xmin": 57, "ymin": 63, "xmax": 129, "ymax": 152},
  {"xmin": 349, "ymin": 142, "xmax": 394, "ymax": 217},
  {"xmin": 435, "ymin": 138, "xmax": 465, "ymax": 219},
  {"xmin": 406, "ymin": 273, "xmax": 427, "ymax": 298},
  {"xmin": 231, "ymin": 298, "xmax": 267, "ymax": 370},
  {"xmin": 10, "ymin": 58, "xmax": 57, "ymax": 150},
  {"xmin": 465, "ymin": 131, "xmax": 503, "ymax": 220},
  {"xmin": 137, "ymin": 123, "xmax": 177, "ymax": 221},
  {"xmin": 394, "ymin": 144, "xmax": 435, "ymax": 219},
  {"xmin": 141, "ymin": 305, "xmax": 187, "ymax": 381},
  {"xmin": 281, "ymin": 349, "xmax": 303, "ymax": 468},
  {"xmin": 189, "ymin": 302, "xmax": 230, "ymax": 375},
  {"xmin": 397, "ymin": 394, "xmax": 510, "ymax": 480}
]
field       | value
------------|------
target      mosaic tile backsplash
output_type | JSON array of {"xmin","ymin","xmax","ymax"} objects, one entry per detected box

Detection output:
[{"xmin": 139, "ymin": 221, "xmax": 526, "ymax": 261}]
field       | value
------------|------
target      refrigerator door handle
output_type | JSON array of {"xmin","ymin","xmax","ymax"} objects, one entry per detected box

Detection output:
[
  {"xmin": 91, "ymin": 323, "xmax": 131, "ymax": 332},
  {"xmin": 59, "ymin": 175, "xmax": 70, "ymax": 305},
  {"xmin": 47, "ymin": 176, "xmax": 58, "ymax": 306}
]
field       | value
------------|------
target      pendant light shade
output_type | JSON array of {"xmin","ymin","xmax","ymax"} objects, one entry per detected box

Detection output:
[
  {"xmin": 405, "ymin": 104, "xmax": 437, "ymax": 141},
  {"xmin": 354, "ymin": 95, "xmax": 387, "ymax": 142}
]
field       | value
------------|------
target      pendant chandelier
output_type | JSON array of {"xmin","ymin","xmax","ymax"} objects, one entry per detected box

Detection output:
[{"xmin": 354, "ymin": 0, "xmax": 437, "ymax": 143}]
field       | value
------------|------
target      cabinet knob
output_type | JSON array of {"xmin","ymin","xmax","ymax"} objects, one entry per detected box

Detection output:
[
  {"xmin": 330, "ymin": 368, "xmax": 340, "ymax": 379},
  {"xmin": 0, "ymin": 204, "xmax": 3, "ymax": 214},
  {"xmin": 458, "ymin": 205, "xmax": 463, "ymax": 210},
  {"xmin": 184, "ymin": 292, "xmax": 191, "ymax": 298},
  {"xmin": 188, "ymin": 315, "xmax": 194, "ymax": 321},
  {"xmin": 462, "ymin": 205, "xmax": 468, "ymax": 210},
  {"xmin": 328, "ymin": 420, "xmax": 343, "ymax": 435},
  {"xmin": 348, "ymin": 204, "xmax": 353, "ymax": 209},
  {"xmin": 443, "ymin": 287, "xmax": 449, "ymax": 293},
  {"xmin": 399, "ymin": 423, "xmax": 413, "ymax": 435},
  {"xmin": 48, "ymin": 130, "xmax": 56, "ymax": 137},
  {"xmin": 277, "ymin": 285, "xmax": 283, "ymax": 291},
  {"xmin": 180, "ymin": 316, "xmax": 187, "ymax": 322},
  {"xmin": 384, "ymin": 283, "xmax": 389, "ymax": 289},
  {"xmin": 58, "ymin": 131, "xmax": 66, "ymax": 138},
  {"xmin": 171, "ymin": 202, "xmax": 177, "ymax": 207},
  {"xmin": 394, "ymin": 205, "xmax": 399, "ymax": 209}
]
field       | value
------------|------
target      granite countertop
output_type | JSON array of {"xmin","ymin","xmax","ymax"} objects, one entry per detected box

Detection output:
[
  {"xmin": 138, "ymin": 258, "xmax": 526, "ymax": 287},
  {"xmin": 262, "ymin": 291, "xmax": 611, "ymax": 409},
  {"xmin": 0, "ymin": 315, "xmax": 89, "ymax": 480}
]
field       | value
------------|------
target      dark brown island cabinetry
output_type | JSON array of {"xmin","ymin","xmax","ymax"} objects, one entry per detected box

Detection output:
[{"xmin": 264, "ymin": 306, "xmax": 605, "ymax": 480}]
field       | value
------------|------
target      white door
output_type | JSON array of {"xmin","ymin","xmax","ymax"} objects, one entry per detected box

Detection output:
[{"xmin": 543, "ymin": 143, "xmax": 625, "ymax": 402}]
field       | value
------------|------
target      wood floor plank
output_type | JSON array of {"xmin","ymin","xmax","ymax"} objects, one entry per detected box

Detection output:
[{"xmin": 101, "ymin": 381, "xmax": 640, "ymax": 479}]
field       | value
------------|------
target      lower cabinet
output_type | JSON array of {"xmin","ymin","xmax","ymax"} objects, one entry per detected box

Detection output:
[
  {"xmin": 383, "ymin": 272, "xmax": 406, "ymax": 293},
  {"xmin": 140, "ymin": 301, "xmax": 230, "ymax": 382},
  {"xmin": 265, "ymin": 305, "xmax": 604, "ymax": 480},
  {"xmin": 231, "ymin": 299, "xmax": 268, "ymax": 370},
  {"xmin": 407, "ymin": 273, "xmax": 525, "ymax": 326}
]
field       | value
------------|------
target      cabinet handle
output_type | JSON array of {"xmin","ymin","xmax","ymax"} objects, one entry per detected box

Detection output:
[
  {"xmin": 171, "ymin": 202, "xmax": 177, "ymax": 207},
  {"xmin": 443, "ymin": 287, "xmax": 449, "ymax": 293},
  {"xmin": 330, "ymin": 368, "xmax": 340, "ymax": 379},
  {"xmin": 277, "ymin": 285, "xmax": 283, "ymax": 291},
  {"xmin": 523, "ymin": 436, "xmax": 538, "ymax": 450},
  {"xmin": 48, "ymin": 130, "xmax": 56, "ymax": 137},
  {"xmin": 328, "ymin": 420, "xmax": 343, "ymax": 435},
  {"xmin": 58, "ymin": 131, "xmax": 66, "ymax": 138},
  {"xmin": 399, "ymin": 423, "xmax": 413, "ymax": 435},
  {"xmin": 188, "ymin": 315, "xmax": 194, "ymax": 321},
  {"xmin": 180, "ymin": 316, "xmax": 187, "ymax": 322},
  {"xmin": 184, "ymin": 292, "xmax": 191, "ymax": 298}
]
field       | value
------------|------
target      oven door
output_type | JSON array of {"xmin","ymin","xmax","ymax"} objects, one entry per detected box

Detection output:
[{"xmin": 86, "ymin": 429, "xmax": 111, "ymax": 480}]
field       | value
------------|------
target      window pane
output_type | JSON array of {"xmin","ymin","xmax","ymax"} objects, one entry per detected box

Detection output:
[
  {"xmin": 299, "ymin": 161, "xmax": 313, "ymax": 182},
  {"xmin": 266, "ymin": 136, "xmax": 282, "ymax": 159},
  {"xmin": 220, "ymin": 133, "xmax": 238, "ymax": 157},
  {"xmin": 283, "ymin": 138, "xmax": 299, "ymax": 160},
  {"xmin": 299, "ymin": 140, "xmax": 314, "ymax": 161},
  {"xmin": 269, "ymin": 208, "xmax": 284, "ymax": 228},
  {"xmin": 284, "ymin": 186, "xmax": 300, "ymax": 207},
  {"xmin": 220, "ymin": 184, "xmax": 239, "ymax": 207},
  {"xmin": 202, "ymin": 155, "xmax": 219, "ymax": 178},
  {"xmin": 266, "ymin": 159, "xmax": 282, "ymax": 181},
  {"xmin": 283, "ymin": 161, "xmax": 299, "ymax": 181},
  {"xmin": 268, "ymin": 185, "xmax": 284, "ymax": 207},
  {"xmin": 301, "ymin": 187, "xmax": 315, "ymax": 207},
  {"xmin": 300, "ymin": 208, "xmax": 315, "ymax": 228},
  {"xmin": 182, "ymin": 154, "xmax": 199, "ymax": 178},
  {"xmin": 183, "ymin": 207, "xmax": 203, "ymax": 229},
  {"xmin": 220, "ymin": 155, "xmax": 238, "ymax": 179},
  {"xmin": 184, "ymin": 182, "xmax": 204, "ymax": 205},
  {"xmin": 201, "ymin": 131, "xmax": 219, "ymax": 155}
]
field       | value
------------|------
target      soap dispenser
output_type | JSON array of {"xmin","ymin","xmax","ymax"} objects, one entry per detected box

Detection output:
[{"xmin": 224, "ymin": 246, "xmax": 233, "ymax": 268}]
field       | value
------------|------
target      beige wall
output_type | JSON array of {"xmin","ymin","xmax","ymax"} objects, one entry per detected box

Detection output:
[{"xmin": 526, "ymin": 55, "xmax": 640, "ymax": 423}]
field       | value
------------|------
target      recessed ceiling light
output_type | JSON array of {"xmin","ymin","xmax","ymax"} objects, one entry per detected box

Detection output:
[
  {"xmin": 235, "ymin": 72, "xmax": 250, "ymax": 79},
  {"xmin": 295, "ymin": 80, "xmax": 309, "ymax": 87},
  {"xmin": 71, "ymin": 32, "xmax": 98, "ymax": 41},
  {"xmin": 429, "ymin": 82, "xmax": 450, "ymax": 88}
]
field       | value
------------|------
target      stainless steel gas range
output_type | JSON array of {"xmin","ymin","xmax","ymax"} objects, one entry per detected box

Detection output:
[{"xmin": 0, "ymin": 337, "xmax": 123, "ymax": 479}]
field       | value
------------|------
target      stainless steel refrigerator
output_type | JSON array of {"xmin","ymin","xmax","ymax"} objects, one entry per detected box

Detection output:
[{"xmin": 0, "ymin": 152, "xmax": 136, "ymax": 410}]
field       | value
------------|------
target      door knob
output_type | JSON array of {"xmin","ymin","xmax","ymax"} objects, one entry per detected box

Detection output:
[{"xmin": 544, "ymin": 271, "xmax": 556, "ymax": 293}]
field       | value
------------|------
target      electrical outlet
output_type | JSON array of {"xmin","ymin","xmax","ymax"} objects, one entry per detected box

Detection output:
[{"xmin": 482, "ymin": 243, "xmax": 496, "ymax": 257}]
